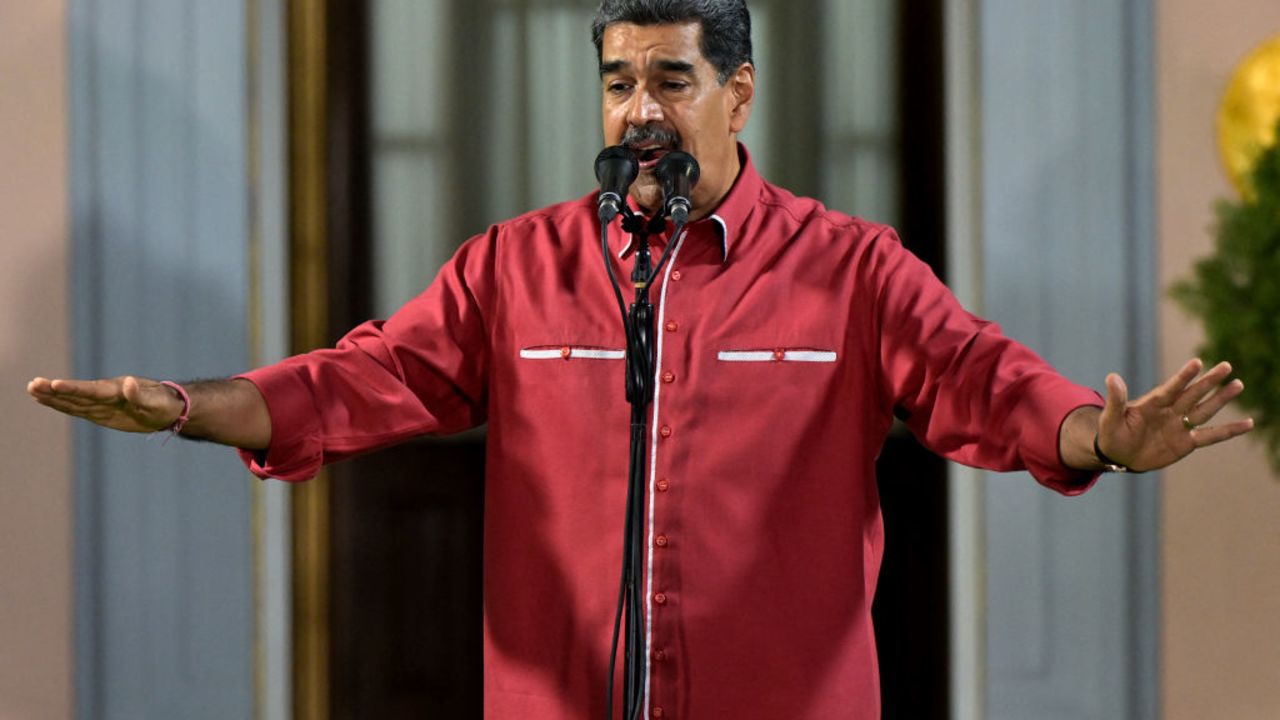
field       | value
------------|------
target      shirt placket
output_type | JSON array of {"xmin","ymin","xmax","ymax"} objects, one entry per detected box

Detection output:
[{"xmin": 643, "ymin": 229, "xmax": 689, "ymax": 720}]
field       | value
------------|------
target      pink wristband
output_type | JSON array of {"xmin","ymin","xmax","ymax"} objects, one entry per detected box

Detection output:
[{"xmin": 160, "ymin": 381, "xmax": 191, "ymax": 434}]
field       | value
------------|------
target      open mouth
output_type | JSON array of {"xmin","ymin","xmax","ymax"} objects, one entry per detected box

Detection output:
[{"xmin": 632, "ymin": 145, "xmax": 672, "ymax": 170}]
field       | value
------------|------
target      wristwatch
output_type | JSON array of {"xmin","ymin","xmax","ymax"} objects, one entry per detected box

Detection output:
[{"xmin": 1093, "ymin": 433, "xmax": 1132, "ymax": 473}]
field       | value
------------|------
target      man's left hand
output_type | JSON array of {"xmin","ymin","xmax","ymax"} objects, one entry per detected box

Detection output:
[{"xmin": 1092, "ymin": 358, "xmax": 1254, "ymax": 472}]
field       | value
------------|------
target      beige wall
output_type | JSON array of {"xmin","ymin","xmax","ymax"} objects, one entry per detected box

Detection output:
[
  {"xmin": 1158, "ymin": 3, "xmax": 1280, "ymax": 719},
  {"xmin": 0, "ymin": 2, "xmax": 73, "ymax": 720}
]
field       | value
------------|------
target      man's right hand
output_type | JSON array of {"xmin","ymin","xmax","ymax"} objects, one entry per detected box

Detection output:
[
  {"xmin": 27, "ymin": 376, "xmax": 185, "ymax": 433},
  {"xmin": 26, "ymin": 375, "xmax": 272, "ymax": 449}
]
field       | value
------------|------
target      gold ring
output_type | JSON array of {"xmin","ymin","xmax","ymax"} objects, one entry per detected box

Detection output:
[{"xmin": 1181, "ymin": 415, "xmax": 1197, "ymax": 431}]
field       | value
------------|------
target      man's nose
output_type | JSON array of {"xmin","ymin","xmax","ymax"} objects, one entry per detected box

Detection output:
[{"xmin": 627, "ymin": 88, "xmax": 664, "ymax": 125}]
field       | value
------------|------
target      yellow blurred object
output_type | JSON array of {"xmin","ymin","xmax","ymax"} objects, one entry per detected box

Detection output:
[{"xmin": 1218, "ymin": 34, "xmax": 1280, "ymax": 197}]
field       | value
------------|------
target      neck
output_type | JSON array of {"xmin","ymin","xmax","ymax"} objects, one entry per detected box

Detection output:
[{"xmin": 689, "ymin": 151, "xmax": 742, "ymax": 222}]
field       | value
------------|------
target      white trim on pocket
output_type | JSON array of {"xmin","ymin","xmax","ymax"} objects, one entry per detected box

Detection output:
[
  {"xmin": 519, "ymin": 346, "xmax": 625, "ymax": 361},
  {"xmin": 717, "ymin": 349, "xmax": 838, "ymax": 363}
]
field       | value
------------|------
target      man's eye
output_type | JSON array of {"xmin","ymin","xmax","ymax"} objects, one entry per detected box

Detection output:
[
  {"xmin": 663, "ymin": 81, "xmax": 689, "ymax": 91},
  {"xmin": 607, "ymin": 83, "xmax": 632, "ymax": 95}
]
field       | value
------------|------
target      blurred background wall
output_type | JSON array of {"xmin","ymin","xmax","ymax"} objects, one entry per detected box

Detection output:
[
  {"xmin": 0, "ymin": 2, "xmax": 74, "ymax": 719},
  {"xmin": 64, "ymin": 1, "xmax": 261, "ymax": 718},
  {"xmin": 1157, "ymin": 1, "xmax": 1280, "ymax": 718}
]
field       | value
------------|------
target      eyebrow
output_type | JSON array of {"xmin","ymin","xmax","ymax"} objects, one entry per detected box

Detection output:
[{"xmin": 599, "ymin": 59, "xmax": 697, "ymax": 77}]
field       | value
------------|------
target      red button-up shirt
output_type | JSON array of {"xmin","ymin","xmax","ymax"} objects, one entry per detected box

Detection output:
[{"xmin": 239, "ymin": 146, "xmax": 1100, "ymax": 719}]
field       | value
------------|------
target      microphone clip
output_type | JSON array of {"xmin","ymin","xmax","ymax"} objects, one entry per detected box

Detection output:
[{"xmin": 617, "ymin": 204, "xmax": 671, "ymax": 237}]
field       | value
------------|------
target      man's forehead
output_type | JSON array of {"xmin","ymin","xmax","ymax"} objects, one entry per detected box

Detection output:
[
  {"xmin": 600, "ymin": 58, "xmax": 696, "ymax": 77},
  {"xmin": 599, "ymin": 21, "xmax": 706, "ymax": 71}
]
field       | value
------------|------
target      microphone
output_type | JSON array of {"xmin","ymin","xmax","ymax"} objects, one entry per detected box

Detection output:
[
  {"xmin": 655, "ymin": 151, "xmax": 700, "ymax": 225},
  {"xmin": 594, "ymin": 146, "xmax": 639, "ymax": 223}
]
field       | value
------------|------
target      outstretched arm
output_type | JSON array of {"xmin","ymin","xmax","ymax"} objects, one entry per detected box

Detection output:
[
  {"xmin": 1059, "ymin": 358, "xmax": 1254, "ymax": 472},
  {"xmin": 27, "ymin": 376, "xmax": 272, "ymax": 450}
]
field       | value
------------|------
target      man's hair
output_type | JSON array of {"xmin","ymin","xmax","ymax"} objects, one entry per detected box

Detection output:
[{"xmin": 591, "ymin": 0, "xmax": 754, "ymax": 85}]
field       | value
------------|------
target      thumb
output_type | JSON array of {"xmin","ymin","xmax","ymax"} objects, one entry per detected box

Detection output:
[
  {"xmin": 120, "ymin": 375, "xmax": 146, "ymax": 406},
  {"xmin": 121, "ymin": 376, "xmax": 176, "ymax": 417},
  {"xmin": 1101, "ymin": 373, "xmax": 1128, "ymax": 428}
]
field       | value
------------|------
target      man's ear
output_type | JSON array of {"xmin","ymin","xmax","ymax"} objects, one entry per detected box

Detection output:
[{"xmin": 727, "ymin": 63, "xmax": 756, "ymax": 134}]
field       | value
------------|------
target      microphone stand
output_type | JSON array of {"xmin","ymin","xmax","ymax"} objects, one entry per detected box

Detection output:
[{"xmin": 601, "ymin": 203, "xmax": 682, "ymax": 720}]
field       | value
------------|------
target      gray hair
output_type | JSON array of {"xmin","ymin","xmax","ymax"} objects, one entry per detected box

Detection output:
[{"xmin": 591, "ymin": 0, "xmax": 754, "ymax": 84}]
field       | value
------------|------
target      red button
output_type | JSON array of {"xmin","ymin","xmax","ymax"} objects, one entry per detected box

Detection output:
[
  {"xmin": 654, "ymin": 534, "xmax": 669, "ymax": 547},
  {"xmin": 652, "ymin": 709, "xmax": 664, "ymax": 719},
  {"xmin": 653, "ymin": 592, "xmax": 668, "ymax": 605},
  {"xmin": 561, "ymin": 346, "xmax": 572, "ymax": 359},
  {"xmin": 659, "ymin": 425, "xmax": 672, "ymax": 438},
  {"xmin": 665, "ymin": 321, "xmax": 679, "ymax": 332},
  {"xmin": 772, "ymin": 348, "xmax": 786, "ymax": 361},
  {"xmin": 653, "ymin": 648, "xmax": 668, "ymax": 662},
  {"xmin": 661, "ymin": 371, "xmax": 675, "ymax": 383},
  {"xmin": 671, "ymin": 270, "xmax": 683, "ymax": 281},
  {"xmin": 656, "ymin": 479, "xmax": 670, "ymax": 492}
]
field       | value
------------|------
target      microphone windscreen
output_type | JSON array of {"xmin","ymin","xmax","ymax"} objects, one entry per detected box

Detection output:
[
  {"xmin": 594, "ymin": 146, "xmax": 639, "ymax": 222},
  {"xmin": 655, "ymin": 151, "xmax": 700, "ymax": 191},
  {"xmin": 595, "ymin": 145, "xmax": 639, "ymax": 188}
]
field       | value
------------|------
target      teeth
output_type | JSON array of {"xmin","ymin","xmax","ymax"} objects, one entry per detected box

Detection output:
[{"xmin": 638, "ymin": 147, "xmax": 669, "ymax": 161}]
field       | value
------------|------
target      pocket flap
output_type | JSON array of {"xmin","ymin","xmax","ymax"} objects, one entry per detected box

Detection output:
[
  {"xmin": 717, "ymin": 348, "xmax": 838, "ymax": 363},
  {"xmin": 520, "ymin": 345, "xmax": 625, "ymax": 361}
]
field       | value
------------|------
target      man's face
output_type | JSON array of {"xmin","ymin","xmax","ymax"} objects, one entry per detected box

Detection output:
[{"xmin": 600, "ymin": 22, "xmax": 754, "ymax": 219}]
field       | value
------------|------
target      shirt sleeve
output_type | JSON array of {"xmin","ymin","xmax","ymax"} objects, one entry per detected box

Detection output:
[
  {"xmin": 868, "ymin": 228, "xmax": 1103, "ymax": 495},
  {"xmin": 236, "ymin": 228, "xmax": 498, "ymax": 482}
]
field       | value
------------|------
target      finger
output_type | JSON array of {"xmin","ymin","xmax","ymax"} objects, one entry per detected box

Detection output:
[
  {"xmin": 32, "ymin": 394, "xmax": 98, "ymax": 419},
  {"xmin": 1173, "ymin": 361, "xmax": 1234, "ymax": 413},
  {"xmin": 1185, "ymin": 378, "xmax": 1244, "ymax": 426},
  {"xmin": 38, "ymin": 393, "xmax": 102, "ymax": 409},
  {"xmin": 1147, "ymin": 358, "xmax": 1203, "ymax": 407},
  {"xmin": 29, "ymin": 378, "xmax": 115, "ymax": 408},
  {"xmin": 33, "ymin": 394, "xmax": 151, "ymax": 432},
  {"xmin": 48, "ymin": 378, "xmax": 124, "ymax": 402},
  {"xmin": 1190, "ymin": 417, "xmax": 1255, "ymax": 448}
]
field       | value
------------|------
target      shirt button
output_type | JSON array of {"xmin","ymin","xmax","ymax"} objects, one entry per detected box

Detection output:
[
  {"xmin": 665, "ymin": 321, "xmax": 679, "ymax": 332},
  {"xmin": 653, "ymin": 592, "xmax": 668, "ymax": 605},
  {"xmin": 560, "ymin": 346, "xmax": 572, "ymax": 359},
  {"xmin": 659, "ymin": 425, "xmax": 672, "ymax": 438},
  {"xmin": 671, "ymin": 270, "xmax": 683, "ymax": 281},
  {"xmin": 656, "ymin": 479, "xmax": 670, "ymax": 492},
  {"xmin": 661, "ymin": 371, "xmax": 675, "ymax": 383},
  {"xmin": 654, "ymin": 534, "xmax": 669, "ymax": 547},
  {"xmin": 653, "ymin": 648, "xmax": 668, "ymax": 662},
  {"xmin": 772, "ymin": 348, "xmax": 786, "ymax": 361},
  {"xmin": 652, "ymin": 708, "xmax": 665, "ymax": 719}
]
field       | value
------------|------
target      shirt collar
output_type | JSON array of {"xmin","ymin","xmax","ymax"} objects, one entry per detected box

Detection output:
[{"xmin": 612, "ymin": 143, "xmax": 763, "ymax": 263}]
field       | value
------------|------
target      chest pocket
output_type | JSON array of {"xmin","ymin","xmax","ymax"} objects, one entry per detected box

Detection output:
[{"xmin": 513, "ymin": 344, "xmax": 626, "ymax": 398}]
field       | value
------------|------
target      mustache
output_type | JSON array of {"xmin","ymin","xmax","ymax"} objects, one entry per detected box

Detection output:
[{"xmin": 620, "ymin": 125, "xmax": 682, "ymax": 152}]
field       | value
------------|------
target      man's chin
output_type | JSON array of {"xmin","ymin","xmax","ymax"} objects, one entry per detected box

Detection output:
[{"xmin": 629, "ymin": 189, "xmax": 664, "ymax": 217}]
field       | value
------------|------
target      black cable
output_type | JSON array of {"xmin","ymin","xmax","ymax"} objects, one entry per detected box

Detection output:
[
  {"xmin": 626, "ymin": 421, "xmax": 646, "ymax": 719},
  {"xmin": 602, "ymin": 220, "xmax": 630, "ymax": 720},
  {"xmin": 601, "ymin": 223, "xmax": 631, "ymax": 332},
  {"xmin": 603, "ymin": 218, "xmax": 652, "ymax": 720},
  {"xmin": 646, "ymin": 220, "xmax": 687, "ymax": 286}
]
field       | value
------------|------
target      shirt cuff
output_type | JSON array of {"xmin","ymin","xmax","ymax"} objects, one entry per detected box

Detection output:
[
  {"xmin": 1019, "ymin": 385, "xmax": 1106, "ymax": 496},
  {"xmin": 233, "ymin": 363, "xmax": 325, "ymax": 482}
]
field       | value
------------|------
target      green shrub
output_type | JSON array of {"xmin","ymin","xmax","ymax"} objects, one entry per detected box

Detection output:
[{"xmin": 1172, "ymin": 119, "xmax": 1280, "ymax": 473}]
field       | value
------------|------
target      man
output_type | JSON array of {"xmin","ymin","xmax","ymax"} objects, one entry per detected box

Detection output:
[{"xmin": 28, "ymin": 1, "xmax": 1253, "ymax": 717}]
